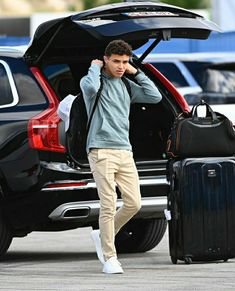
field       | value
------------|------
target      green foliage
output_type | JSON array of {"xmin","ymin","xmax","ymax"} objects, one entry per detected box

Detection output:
[
  {"xmin": 107, "ymin": 0, "xmax": 121, "ymax": 3},
  {"xmin": 83, "ymin": 0, "xmax": 132, "ymax": 10},
  {"xmin": 82, "ymin": 0, "xmax": 210, "ymax": 10},
  {"xmin": 159, "ymin": 0, "xmax": 209, "ymax": 9},
  {"xmin": 83, "ymin": 0, "xmax": 98, "ymax": 9}
]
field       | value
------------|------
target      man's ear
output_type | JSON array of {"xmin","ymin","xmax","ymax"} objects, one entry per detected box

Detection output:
[{"xmin": 104, "ymin": 56, "xmax": 108, "ymax": 63}]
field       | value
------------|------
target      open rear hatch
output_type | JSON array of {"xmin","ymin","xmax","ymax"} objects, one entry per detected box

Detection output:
[
  {"xmin": 24, "ymin": 1, "xmax": 220, "ymax": 65},
  {"xmin": 24, "ymin": 2, "xmax": 220, "ymax": 169}
]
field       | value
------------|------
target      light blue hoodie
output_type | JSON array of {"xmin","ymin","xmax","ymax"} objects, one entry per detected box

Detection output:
[{"xmin": 80, "ymin": 64, "xmax": 162, "ymax": 153}]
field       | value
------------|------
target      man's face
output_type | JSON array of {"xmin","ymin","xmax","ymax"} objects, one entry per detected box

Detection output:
[{"xmin": 104, "ymin": 54, "xmax": 130, "ymax": 78}]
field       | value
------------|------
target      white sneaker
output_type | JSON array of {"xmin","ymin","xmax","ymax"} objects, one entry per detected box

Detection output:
[
  {"xmin": 102, "ymin": 257, "xmax": 124, "ymax": 274},
  {"xmin": 91, "ymin": 229, "xmax": 105, "ymax": 265}
]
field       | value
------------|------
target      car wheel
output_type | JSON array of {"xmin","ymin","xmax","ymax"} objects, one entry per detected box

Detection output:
[
  {"xmin": 171, "ymin": 256, "xmax": 177, "ymax": 264},
  {"xmin": 0, "ymin": 213, "xmax": 13, "ymax": 258},
  {"xmin": 115, "ymin": 218, "xmax": 167, "ymax": 253}
]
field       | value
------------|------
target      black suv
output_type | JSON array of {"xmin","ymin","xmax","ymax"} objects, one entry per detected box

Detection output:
[{"xmin": 0, "ymin": 2, "xmax": 219, "ymax": 257}]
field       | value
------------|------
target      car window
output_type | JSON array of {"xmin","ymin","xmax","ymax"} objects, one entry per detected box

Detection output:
[
  {"xmin": 201, "ymin": 69, "xmax": 235, "ymax": 94},
  {"xmin": 0, "ymin": 62, "xmax": 14, "ymax": 107},
  {"xmin": 151, "ymin": 62, "xmax": 189, "ymax": 88},
  {"xmin": 43, "ymin": 64, "xmax": 77, "ymax": 100},
  {"xmin": 183, "ymin": 61, "xmax": 209, "ymax": 87},
  {"xmin": 184, "ymin": 61, "xmax": 235, "ymax": 105}
]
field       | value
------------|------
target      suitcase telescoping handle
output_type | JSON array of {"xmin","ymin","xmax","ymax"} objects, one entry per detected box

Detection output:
[{"xmin": 191, "ymin": 99, "xmax": 218, "ymax": 122}]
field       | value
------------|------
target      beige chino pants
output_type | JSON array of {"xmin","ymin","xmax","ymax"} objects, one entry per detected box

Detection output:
[{"xmin": 88, "ymin": 149, "xmax": 141, "ymax": 261}]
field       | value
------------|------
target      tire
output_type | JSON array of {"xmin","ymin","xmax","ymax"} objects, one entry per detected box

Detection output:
[
  {"xmin": 0, "ymin": 213, "xmax": 13, "ymax": 258},
  {"xmin": 171, "ymin": 256, "xmax": 177, "ymax": 264},
  {"xmin": 115, "ymin": 218, "xmax": 167, "ymax": 253}
]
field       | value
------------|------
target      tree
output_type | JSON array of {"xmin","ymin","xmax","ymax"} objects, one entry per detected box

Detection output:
[
  {"xmin": 160, "ymin": 0, "xmax": 210, "ymax": 9},
  {"xmin": 82, "ymin": 0, "xmax": 210, "ymax": 10},
  {"xmin": 83, "ymin": 0, "xmax": 99, "ymax": 9},
  {"xmin": 83, "ymin": 0, "xmax": 120, "ymax": 10}
]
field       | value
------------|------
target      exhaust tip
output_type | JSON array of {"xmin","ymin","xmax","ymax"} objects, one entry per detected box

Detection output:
[{"xmin": 63, "ymin": 207, "xmax": 90, "ymax": 218}]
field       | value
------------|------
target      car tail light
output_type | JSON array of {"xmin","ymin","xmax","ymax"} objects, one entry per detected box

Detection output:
[{"xmin": 28, "ymin": 67, "xmax": 66, "ymax": 153}]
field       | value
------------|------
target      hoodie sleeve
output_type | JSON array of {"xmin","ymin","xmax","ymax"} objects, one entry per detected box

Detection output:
[
  {"xmin": 80, "ymin": 64, "xmax": 102, "ymax": 101},
  {"xmin": 129, "ymin": 71, "xmax": 162, "ymax": 104}
]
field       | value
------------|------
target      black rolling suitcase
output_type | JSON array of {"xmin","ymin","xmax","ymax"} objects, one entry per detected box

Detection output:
[{"xmin": 167, "ymin": 157, "xmax": 235, "ymax": 264}]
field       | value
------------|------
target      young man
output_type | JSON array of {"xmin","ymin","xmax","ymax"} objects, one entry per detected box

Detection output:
[{"xmin": 80, "ymin": 40, "xmax": 162, "ymax": 274}]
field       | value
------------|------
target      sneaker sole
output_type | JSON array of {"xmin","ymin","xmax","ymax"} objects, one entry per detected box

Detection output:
[
  {"xmin": 91, "ymin": 230, "xmax": 105, "ymax": 265},
  {"xmin": 103, "ymin": 270, "xmax": 124, "ymax": 274}
]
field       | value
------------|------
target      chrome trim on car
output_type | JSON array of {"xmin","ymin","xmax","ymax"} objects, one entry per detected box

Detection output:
[
  {"xmin": 41, "ymin": 161, "xmax": 166, "ymax": 174},
  {"xmin": 48, "ymin": 196, "xmax": 167, "ymax": 221},
  {"xmin": 0, "ymin": 60, "xmax": 19, "ymax": 108},
  {"xmin": 42, "ymin": 176, "xmax": 169, "ymax": 191},
  {"xmin": 41, "ymin": 161, "xmax": 89, "ymax": 174}
]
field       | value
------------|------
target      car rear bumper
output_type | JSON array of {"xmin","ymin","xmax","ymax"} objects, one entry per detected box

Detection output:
[
  {"xmin": 48, "ymin": 196, "xmax": 167, "ymax": 221},
  {"xmin": 42, "ymin": 164, "xmax": 169, "ymax": 222}
]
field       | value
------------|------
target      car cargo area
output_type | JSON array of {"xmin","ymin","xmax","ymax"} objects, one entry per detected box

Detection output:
[
  {"xmin": 43, "ymin": 60, "xmax": 176, "ymax": 166},
  {"xmin": 129, "ymin": 101, "xmax": 170, "ymax": 161}
]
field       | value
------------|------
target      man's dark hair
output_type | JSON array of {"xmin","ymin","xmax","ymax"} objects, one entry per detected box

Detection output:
[{"xmin": 104, "ymin": 39, "xmax": 132, "ymax": 57}]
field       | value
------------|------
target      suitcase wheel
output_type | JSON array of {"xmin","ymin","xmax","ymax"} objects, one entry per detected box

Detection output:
[
  {"xmin": 184, "ymin": 257, "xmax": 192, "ymax": 264},
  {"xmin": 184, "ymin": 257, "xmax": 192, "ymax": 265},
  {"xmin": 171, "ymin": 256, "xmax": 177, "ymax": 264}
]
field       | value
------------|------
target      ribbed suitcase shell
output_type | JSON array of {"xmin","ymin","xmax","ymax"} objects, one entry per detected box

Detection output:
[{"xmin": 168, "ymin": 157, "xmax": 235, "ymax": 264}]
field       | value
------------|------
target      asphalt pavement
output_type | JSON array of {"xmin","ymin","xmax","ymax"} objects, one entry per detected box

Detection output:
[{"xmin": 0, "ymin": 227, "xmax": 235, "ymax": 290}]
